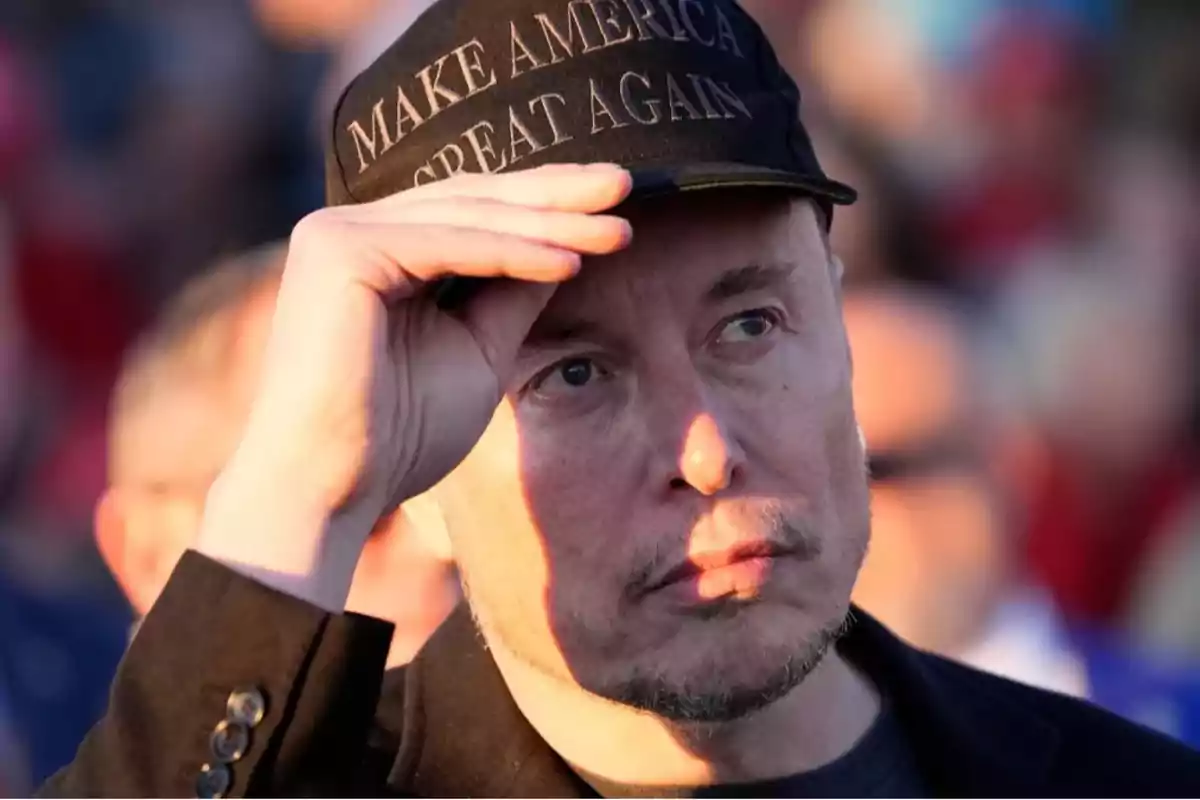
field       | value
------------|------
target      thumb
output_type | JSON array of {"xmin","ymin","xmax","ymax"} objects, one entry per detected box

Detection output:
[{"xmin": 461, "ymin": 278, "xmax": 558, "ymax": 381}]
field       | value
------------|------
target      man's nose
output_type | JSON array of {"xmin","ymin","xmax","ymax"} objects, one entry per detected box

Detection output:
[{"xmin": 674, "ymin": 411, "xmax": 746, "ymax": 496}]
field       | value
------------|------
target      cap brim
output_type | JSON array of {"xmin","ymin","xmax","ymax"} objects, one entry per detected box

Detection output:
[{"xmin": 626, "ymin": 162, "xmax": 858, "ymax": 206}]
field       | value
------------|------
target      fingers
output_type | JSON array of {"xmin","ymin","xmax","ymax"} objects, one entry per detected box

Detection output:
[
  {"xmin": 294, "ymin": 216, "xmax": 631, "ymax": 301},
  {"xmin": 360, "ymin": 200, "xmax": 632, "ymax": 255},
  {"xmin": 461, "ymin": 279, "xmax": 559, "ymax": 378},
  {"xmin": 382, "ymin": 163, "xmax": 633, "ymax": 213},
  {"xmin": 287, "ymin": 163, "xmax": 635, "ymax": 300},
  {"xmin": 335, "ymin": 223, "xmax": 585, "ymax": 295}
]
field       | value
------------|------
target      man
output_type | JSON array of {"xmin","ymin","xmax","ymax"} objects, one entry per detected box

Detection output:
[
  {"xmin": 845, "ymin": 285, "xmax": 1088, "ymax": 697},
  {"xmin": 44, "ymin": 0, "xmax": 1200, "ymax": 796},
  {"xmin": 94, "ymin": 243, "xmax": 460, "ymax": 668}
]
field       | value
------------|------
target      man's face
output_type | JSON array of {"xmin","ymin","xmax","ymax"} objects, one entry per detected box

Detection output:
[{"xmin": 437, "ymin": 192, "xmax": 870, "ymax": 722}]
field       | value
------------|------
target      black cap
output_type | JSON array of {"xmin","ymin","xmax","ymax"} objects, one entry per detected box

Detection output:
[{"xmin": 324, "ymin": 0, "xmax": 856, "ymax": 219}]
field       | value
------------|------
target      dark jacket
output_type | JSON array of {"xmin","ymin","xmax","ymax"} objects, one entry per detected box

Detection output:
[{"xmin": 41, "ymin": 552, "xmax": 1200, "ymax": 797}]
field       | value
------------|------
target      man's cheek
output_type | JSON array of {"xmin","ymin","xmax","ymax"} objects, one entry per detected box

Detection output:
[
  {"xmin": 521, "ymin": 453, "xmax": 618, "ymax": 567},
  {"xmin": 744, "ymin": 338, "xmax": 847, "ymax": 408},
  {"xmin": 741, "ymin": 371, "xmax": 845, "ymax": 457}
]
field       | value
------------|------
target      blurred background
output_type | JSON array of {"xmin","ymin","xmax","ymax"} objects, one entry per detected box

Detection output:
[{"xmin": 0, "ymin": 0, "xmax": 1198, "ymax": 792}]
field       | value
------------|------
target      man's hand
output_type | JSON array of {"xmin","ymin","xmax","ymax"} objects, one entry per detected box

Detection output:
[{"xmin": 195, "ymin": 164, "xmax": 633, "ymax": 610}]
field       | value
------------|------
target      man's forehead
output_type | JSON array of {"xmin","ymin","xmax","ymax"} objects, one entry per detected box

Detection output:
[
  {"xmin": 593, "ymin": 191, "xmax": 815, "ymax": 274},
  {"xmin": 526, "ymin": 194, "xmax": 824, "ymax": 341},
  {"xmin": 573, "ymin": 190, "xmax": 819, "ymax": 281},
  {"xmin": 528, "ymin": 261, "xmax": 801, "ymax": 342}
]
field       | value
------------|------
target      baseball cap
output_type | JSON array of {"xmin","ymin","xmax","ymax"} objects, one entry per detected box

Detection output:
[{"xmin": 324, "ymin": 0, "xmax": 856, "ymax": 220}]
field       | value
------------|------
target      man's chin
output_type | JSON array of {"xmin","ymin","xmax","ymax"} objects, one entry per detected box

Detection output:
[
  {"xmin": 593, "ymin": 606, "xmax": 851, "ymax": 724},
  {"xmin": 604, "ymin": 647, "xmax": 814, "ymax": 724}
]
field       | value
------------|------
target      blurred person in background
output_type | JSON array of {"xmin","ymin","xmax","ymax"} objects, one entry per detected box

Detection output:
[
  {"xmin": 738, "ymin": 0, "xmax": 943, "ymax": 155},
  {"xmin": 8, "ymin": 0, "xmax": 323, "ymax": 334},
  {"xmin": 1128, "ymin": 492, "xmax": 1200, "ymax": 749},
  {"xmin": 799, "ymin": 0, "xmax": 944, "ymax": 153},
  {"xmin": 809, "ymin": 123, "xmax": 953, "ymax": 293},
  {"xmin": 0, "ymin": 4, "xmax": 382, "ymax": 785},
  {"xmin": 0, "ymin": 120, "xmax": 129, "ymax": 795},
  {"xmin": 95, "ymin": 242, "xmax": 462, "ymax": 668},
  {"xmin": 845, "ymin": 284, "xmax": 1088, "ymax": 697},
  {"xmin": 990, "ymin": 267, "xmax": 1195, "ymax": 632},
  {"xmin": 1131, "ymin": 492, "xmax": 1200, "ymax": 660},
  {"xmin": 929, "ymin": 4, "xmax": 1106, "ymax": 292},
  {"xmin": 1124, "ymin": 9, "xmax": 1200, "ymax": 667},
  {"xmin": 744, "ymin": 0, "xmax": 1117, "ymax": 296},
  {"xmin": 251, "ymin": 0, "xmax": 386, "ymax": 49},
  {"xmin": 1, "ymin": 0, "xmax": 325, "ymax": 545}
]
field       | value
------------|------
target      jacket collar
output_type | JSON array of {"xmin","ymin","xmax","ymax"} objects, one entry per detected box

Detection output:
[
  {"xmin": 388, "ymin": 605, "xmax": 1060, "ymax": 796},
  {"xmin": 838, "ymin": 609, "xmax": 1059, "ymax": 795},
  {"xmin": 388, "ymin": 604, "xmax": 593, "ymax": 797}
]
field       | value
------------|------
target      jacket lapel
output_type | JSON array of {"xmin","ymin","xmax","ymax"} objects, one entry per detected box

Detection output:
[{"xmin": 388, "ymin": 605, "xmax": 594, "ymax": 797}]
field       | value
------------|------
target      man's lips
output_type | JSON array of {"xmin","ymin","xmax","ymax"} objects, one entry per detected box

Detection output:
[{"xmin": 643, "ymin": 540, "xmax": 794, "ymax": 596}]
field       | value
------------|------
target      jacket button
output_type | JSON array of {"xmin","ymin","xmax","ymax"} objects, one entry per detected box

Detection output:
[
  {"xmin": 195, "ymin": 763, "xmax": 231, "ymax": 799},
  {"xmin": 210, "ymin": 720, "xmax": 250, "ymax": 764},
  {"xmin": 226, "ymin": 687, "xmax": 266, "ymax": 728}
]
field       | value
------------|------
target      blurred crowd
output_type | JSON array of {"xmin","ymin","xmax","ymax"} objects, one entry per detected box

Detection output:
[{"xmin": 1, "ymin": 0, "xmax": 1198, "ymax": 793}]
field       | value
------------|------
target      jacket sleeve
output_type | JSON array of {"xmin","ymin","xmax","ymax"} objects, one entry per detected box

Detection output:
[{"xmin": 38, "ymin": 551, "xmax": 395, "ymax": 798}]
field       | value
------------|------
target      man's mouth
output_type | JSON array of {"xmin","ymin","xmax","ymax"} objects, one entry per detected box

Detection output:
[{"xmin": 643, "ymin": 540, "xmax": 795, "ymax": 602}]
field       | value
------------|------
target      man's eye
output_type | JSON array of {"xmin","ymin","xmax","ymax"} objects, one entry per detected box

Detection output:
[
  {"xmin": 532, "ymin": 357, "xmax": 604, "ymax": 393},
  {"xmin": 558, "ymin": 358, "xmax": 596, "ymax": 387},
  {"xmin": 716, "ymin": 309, "xmax": 780, "ymax": 344}
]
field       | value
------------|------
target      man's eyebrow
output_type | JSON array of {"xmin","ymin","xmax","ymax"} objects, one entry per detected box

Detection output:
[
  {"xmin": 520, "ymin": 264, "xmax": 799, "ymax": 351},
  {"xmin": 521, "ymin": 318, "xmax": 607, "ymax": 350},
  {"xmin": 705, "ymin": 263, "xmax": 798, "ymax": 303}
]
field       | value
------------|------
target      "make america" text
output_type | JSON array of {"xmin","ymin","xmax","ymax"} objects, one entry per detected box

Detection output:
[{"xmin": 345, "ymin": 0, "xmax": 748, "ymax": 181}]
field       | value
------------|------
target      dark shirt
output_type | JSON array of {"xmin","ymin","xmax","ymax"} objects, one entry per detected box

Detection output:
[{"xmin": 578, "ymin": 699, "xmax": 929, "ymax": 798}]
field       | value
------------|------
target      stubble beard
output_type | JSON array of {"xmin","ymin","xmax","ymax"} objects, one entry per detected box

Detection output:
[
  {"xmin": 460, "ymin": 500, "xmax": 867, "ymax": 727},
  {"xmin": 600, "ymin": 512, "xmax": 852, "ymax": 724},
  {"xmin": 602, "ymin": 609, "xmax": 853, "ymax": 724},
  {"xmin": 468, "ymin": 586, "xmax": 853, "ymax": 727}
]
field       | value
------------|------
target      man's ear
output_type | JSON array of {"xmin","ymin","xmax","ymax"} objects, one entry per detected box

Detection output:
[
  {"xmin": 95, "ymin": 488, "xmax": 153, "ymax": 616},
  {"xmin": 833, "ymin": 253, "xmax": 855, "ymax": 375},
  {"xmin": 94, "ymin": 487, "xmax": 198, "ymax": 617}
]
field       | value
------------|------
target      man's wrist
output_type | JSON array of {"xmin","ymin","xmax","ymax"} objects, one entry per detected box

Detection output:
[{"xmin": 194, "ymin": 456, "xmax": 374, "ymax": 613}]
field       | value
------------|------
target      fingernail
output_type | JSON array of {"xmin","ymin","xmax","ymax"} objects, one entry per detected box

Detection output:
[
  {"xmin": 565, "ymin": 251, "xmax": 584, "ymax": 276},
  {"xmin": 617, "ymin": 218, "xmax": 634, "ymax": 246}
]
